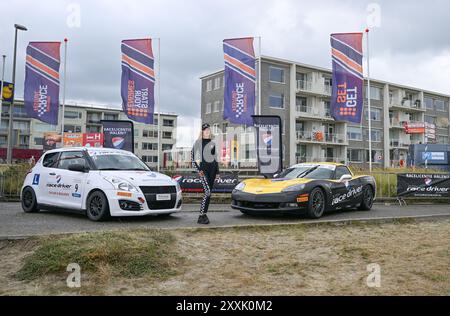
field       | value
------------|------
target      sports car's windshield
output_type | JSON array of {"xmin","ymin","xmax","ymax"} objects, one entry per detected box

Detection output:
[
  {"xmin": 90, "ymin": 153, "xmax": 150, "ymax": 171},
  {"xmin": 276, "ymin": 165, "xmax": 334, "ymax": 180}
]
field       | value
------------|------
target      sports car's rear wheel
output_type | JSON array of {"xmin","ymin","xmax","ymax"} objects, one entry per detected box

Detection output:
[
  {"xmin": 21, "ymin": 187, "xmax": 39, "ymax": 213},
  {"xmin": 307, "ymin": 188, "xmax": 325, "ymax": 219},
  {"xmin": 86, "ymin": 191, "xmax": 110, "ymax": 221},
  {"xmin": 359, "ymin": 185, "xmax": 374, "ymax": 211}
]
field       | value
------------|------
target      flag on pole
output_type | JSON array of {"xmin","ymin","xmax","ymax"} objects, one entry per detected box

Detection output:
[
  {"xmin": 121, "ymin": 39, "xmax": 155, "ymax": 124},
  {"xmin": 24, "ymin": 42, "xmax": 61, "ymax": 125},
  {"xmin": 223, "ymin": 37, "xmax": 256, "ymax": 126},
  {"xmin": 330, "ymin": 33, "xmax": 364, "ymax": 124}
]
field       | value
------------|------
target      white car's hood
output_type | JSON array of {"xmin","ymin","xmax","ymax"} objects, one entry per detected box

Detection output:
[{"xmin": 98, "ymin": 170, "xmax": 175, "ymax": 187}]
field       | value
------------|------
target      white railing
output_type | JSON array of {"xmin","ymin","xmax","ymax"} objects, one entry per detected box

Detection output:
[
  {"xmin": 297, "ymin": 80, "xmax": 313, "ymax": 92},
  {"xmin": 297, "ymin": 80, "xmax": 332, "ymax": 96},
  {"xmin": 390, "ymin": 98, "xmax": 424, "ymax": 110},
  {"xmin": 296, "ymin": 104, "xmax": 332, "ymax": 119},
  {"xmin": 390, "ymin": 139, "xmax": 411, "ymax": 148},
  {"xmin": 295, "ymin": 156, "xmax": 346, "ymax": 164},
  {"xmin": 296, "ymin": 131, "xmax": 346, "ymax": 144}
]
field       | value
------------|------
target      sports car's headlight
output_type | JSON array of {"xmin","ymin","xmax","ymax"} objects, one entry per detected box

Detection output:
[
  {"xmin": 175, "ymin": 181, "xmax": 181, "ymax": 193},
  {"xmin": 234, "ymin": 182, "xmax": 246, "ymax": 191},
  {"xmin": 103, "ymin": 177, "xmax": 138, "ymax": 192},
  {"xmin": 282, "ymin": 184, "xmax": 306, "ymax": 193}
]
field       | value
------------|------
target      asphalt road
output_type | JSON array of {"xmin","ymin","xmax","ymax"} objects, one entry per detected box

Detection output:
[{"xmin": 1, "ymin": 202, "xmax": 450, "ymax": 238}]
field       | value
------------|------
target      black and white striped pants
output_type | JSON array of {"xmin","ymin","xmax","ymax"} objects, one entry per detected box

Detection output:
[{"xmin": 199, "ymin": 169, "xmax": 217, "ymax": 215}]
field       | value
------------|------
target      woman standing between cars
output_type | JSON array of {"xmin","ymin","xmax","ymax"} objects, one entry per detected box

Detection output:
[{"xmin": 191, "ymin": 123, "xmax": 219, "ymax": 225}]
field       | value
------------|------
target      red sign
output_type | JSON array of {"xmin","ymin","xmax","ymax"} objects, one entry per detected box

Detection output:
[
  {"xmin": 404, "ymin": 122, "xmax": 425, "ymax": 134},
  {"xmin": 83, "ymin": 133, "xmax": 104, "ymax": 148}
]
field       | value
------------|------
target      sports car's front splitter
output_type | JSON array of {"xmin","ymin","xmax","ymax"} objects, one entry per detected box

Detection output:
[{"xmin": 231, "ymin": 191, "xmax": 308, "ymax": 213}]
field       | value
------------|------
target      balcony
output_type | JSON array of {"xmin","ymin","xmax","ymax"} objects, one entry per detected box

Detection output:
[
  {"xmin": 390, "ymin": 98, "xmax": 424, "ymax": 112},
  {"xmin": 296, "ymin": 80, "xmax": 331, "ymax": 96},
  {"xmin": 390, "ymin": 139, "xmax": 411, "ymax": 148},
  {"xmin": 296, "ymin": 156, "xmax": 345, "ymax": 164},
  {"xmin": 296, "ymin": 104, "xmax": 333, "ymax": 121},
  {"xmin": 296, "ymin": 131, "xmax": 347, "ymax": 145}
]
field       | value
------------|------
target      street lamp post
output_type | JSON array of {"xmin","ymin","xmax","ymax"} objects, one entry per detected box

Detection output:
[
  {"xmin": 0, "ymin": 55, "xmax": 6, "ymax": 119},
  {"xmin": 6, "ymin": 24, "xmax": 27, "ymax": 165}
]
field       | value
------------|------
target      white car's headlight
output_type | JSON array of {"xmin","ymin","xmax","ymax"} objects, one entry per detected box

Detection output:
[
  {"xmin": 103, "ymin": 177, "xmax": 138, "ymax": 192},
  {"xmin": 234, "ymin": 182, "xmax": 246, "ymax": 191},
  {"xmin": 282, "ymin": 184, "xmax": 306, "ymax": 192}
]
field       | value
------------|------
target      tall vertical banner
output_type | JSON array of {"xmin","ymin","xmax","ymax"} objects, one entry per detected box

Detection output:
[
  {"xmin": 252, "ymin": 115, "xmax": 283, "ymax": 178},
  {"xmin": 24, "ymin": 42, "xmax": 61, "ymax": 125},
  {"xmin": 330, "ymin": 33, "xmax": 364, "ymax": 123},
  {"xmin": 102, "ymin": 120, "xmax": 134, "ymax": 153},
  {"xmin": 223, "ymin": 38, "xmax": 256, "ymax": 126},
  {"xmin": 121, "ymin": 39, "xmax": 155, "ymax": 124}
]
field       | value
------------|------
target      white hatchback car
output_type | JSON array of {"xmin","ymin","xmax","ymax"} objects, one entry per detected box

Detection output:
[{"xmin": 21, "ymin": 147, "xmax": 182, "ymax": 221}]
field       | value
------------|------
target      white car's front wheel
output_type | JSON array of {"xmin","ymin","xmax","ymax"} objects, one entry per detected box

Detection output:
[
  {"xmin": 21, "ymin": 187, "xmax": 40, "ymax": 213},
  {"xmin": 86, "ymin": 191, "xmax": 110, "ymax": 221}
]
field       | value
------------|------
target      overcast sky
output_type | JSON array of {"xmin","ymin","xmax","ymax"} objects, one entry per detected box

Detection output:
[{"xmin": 1, "ymin": 0, "xmax": 450, "ymax": 146}]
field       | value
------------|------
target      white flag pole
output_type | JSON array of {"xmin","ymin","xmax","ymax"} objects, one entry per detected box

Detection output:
[
  {"xmin": 257, "ymin": 36, "xmax": 262, "ymax": 116},
  {"xmin": 365, "ymin": 28, "xmax": 372, "ymax": 173},
  {"xmin": 157, "ymin": 38, "xmax": 161, "ymax": 172},
  {"xmin": 61, "ymin": 38, "xmax": 68, "ymax": 137}
]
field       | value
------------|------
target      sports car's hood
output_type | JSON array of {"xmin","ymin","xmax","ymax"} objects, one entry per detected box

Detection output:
[
  {"xmin": 98, "ymin": 170, "xmax": 176, "ymax": 187},
  {"xmin": 242, "ymin": 178, "xmax": 312, "ymax": 194}
]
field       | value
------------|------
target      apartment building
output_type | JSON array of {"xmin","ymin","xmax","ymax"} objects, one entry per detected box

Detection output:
[
  {"xmin": 200, "ymin": 55, "xmax": 450, "ymax": 169},
  {"xmin": 0, "ymin": 100, "xmax": 177, "ymax": 168}
]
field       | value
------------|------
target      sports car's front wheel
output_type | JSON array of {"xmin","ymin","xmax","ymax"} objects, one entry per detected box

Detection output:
[
  {"xmin": 307, "ymin": 188, "xmax": 325, "ymax": 219},
  {"xmin": 86, "ymin": 191, "xmax": 110, "ymax": 221},
  {"xmin": 359, "ymin": 185, "xmax": 374, "ymax": 211}
]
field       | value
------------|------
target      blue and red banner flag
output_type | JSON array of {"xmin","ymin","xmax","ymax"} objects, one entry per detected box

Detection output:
[
  {"xmin": 223, "ymin": 37, "xmax": 256, "ymax": 126},
  {"xmin": 330, "ymin": 33, "xmax": 364, "ymax": 124},
  {"xmin": 24, "ymin": 42, "xmax": 61, "ymax": 125},
  {"xmin": 121, "ymin": 39, "xmax": 155, "ymax": 124}
]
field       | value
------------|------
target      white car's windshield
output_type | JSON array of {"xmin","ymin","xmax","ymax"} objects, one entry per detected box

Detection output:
[
  {"xmin": 90, "ymin": 153, "xmax": 149, "ymax": 171},
  {"xmin": 276, "ymin": 165, "xmax": 334, "ymax": 180}
]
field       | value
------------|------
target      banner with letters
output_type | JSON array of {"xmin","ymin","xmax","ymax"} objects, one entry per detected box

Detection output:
[
  {"xmin": 121, "ymin": 39, "xmax": 155, "ymax": 124},
  {"xmin": 24, "ymin": 42, "xmax": 61, "ymax": 125},
  {"xmin": 252, "ymin": 115, "xmax": 282, "ymax": 178},
  {"xmin": 397, "ymin": 173, "xmax": 450, "ymax": 198},
  {"xmin": 102, "ymin": 120, "xmax": 134, "ymax": 153},
  {"xmin": 173, "ymin": 173, "xmax": 239, "ymax": 193},
  {"xmin": 223, "ymin": 37, "xmax": 256, "ymax": 126},
  {"xmin": 330, "ymin": 33, "xmax": 363, "ymax": 124}
]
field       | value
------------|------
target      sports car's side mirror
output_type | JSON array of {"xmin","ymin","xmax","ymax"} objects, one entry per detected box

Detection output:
[{"xmin": 339, "ymin": 174, "xmax": 352, "ymax": 182}]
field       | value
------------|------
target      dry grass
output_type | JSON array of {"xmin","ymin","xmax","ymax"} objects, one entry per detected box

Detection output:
[{"xmin": 0, "ymin": 219, "xmax": 449, "ymax": 296}]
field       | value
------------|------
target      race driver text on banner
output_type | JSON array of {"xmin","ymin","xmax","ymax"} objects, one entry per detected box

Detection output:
[
  {"xmin": 397, "ymin": 173, "xmax": 450, "ymax": 198},
  {"xmin": 121, "ymin": 39, "xmax": 155, "ymax": 124},
  {"xmin": 330, "ymin": 33, "xmax": 363, "ymax": 124},
  {"xmin": 223, "ymin": 37, "xmax": 256, "ymax": 126},
  {"xmin": 24, "ymin": 42, "xmax": 61, "ymax": 125},
  {"xmin": 252, "ymin": 115, "xmax": 283, "ymax": 178},
  {"xmin": 101, "ymin": 120, "xmax": 135, "ymax": 153}
]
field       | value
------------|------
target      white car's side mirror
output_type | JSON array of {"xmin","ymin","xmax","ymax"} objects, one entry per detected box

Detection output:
[{"xmin": 339, "ymin": 174, "xmax": 352, "ymax": 182}]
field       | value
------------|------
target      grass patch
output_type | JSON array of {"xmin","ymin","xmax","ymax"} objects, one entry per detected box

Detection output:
[{"xmin": 16, "ymin": 230, "xmax": 180, "ymax": 282}]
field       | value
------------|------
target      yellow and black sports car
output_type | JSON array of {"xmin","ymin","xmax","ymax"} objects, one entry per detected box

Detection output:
[{"xmin": 231, "ymin": 163, "xmax": 376, "ymax": 218}]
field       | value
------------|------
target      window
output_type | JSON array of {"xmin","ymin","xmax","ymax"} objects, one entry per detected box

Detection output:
[
  {"xmin": 205, "ymin": 103, "xmax": 212, "ymax": 114},
  {"xmin": 163, "ymin": 119, "xmax": 174, "ymax": 127},
  {"xmin": 86, "ymin": 125, "xmax": 101, "ymax": 133},
  {"xmin": 324, "ymin": 101, "xmax": 331, "ymax": 117},
  {"xmin": 142, "ymin": 155, "xmax": 158, "ymax": 163},
  {"xmin": 19, "ymin": 135, "xmax": 29, "ymax": 147},
  {"xmin": 437, "ymin": 135, "xmax": 449, "ymax": 144},
  {"xmin": 213, "ymin": 101, "xmax": 220, "ymax": 112},
  {"xmin": 87, "ymin": 113, "xmax": 101, "ymax": 123},
  {"xmin": 222, "ymin": 122, "xmax": 228, "ymax": 133},
  {"xmin": 206, "ymin": 80, "xmax": 212, "ymax": 92},
  {"xmin": 0, "ymin": 136, "xmax": 7, "ymax": 146},
  {"xmin": 64, "ymin": 125, "xmax": 82, "ymax": 133},
  {"xmin": 212, "ymin": 123, "xmax": 219, "ymax": 135},
  {"xmin": 43, "ymin": 152, "xmax": 59, "ymax": 168},
  {"xmin": 425, "ymin": 115, "xmax": 436, "ymax": 125},
  {"xmin": 296, "ymin": 96, "xmax": 307, "ymax": 111},
  {"xmin": 104, "ymin": 113, "xmax": 118, "ymax": 120},
  {"xmin": 143, "ymin": 130, "xmax": 158, "ymax": 138},
  {"xmin": 425, "ymin": 97, "xmax": 434, "ymax": 110},
  {"xmin": 366, "ymin": 129, "xmax": 382, "ymax": 142},
  {"xmin": 13, "ymin": 106, "xmax": 27, "ymax": 117},
  {"xmin": 162, "ymin": 144, "xmax": 172, "ymax": 151},
  {"xmin": 142, "ymin": 143, "xmax": 157, "ymax": 150},
  {"xmin": 435, "ymin": 100, "xmax": 446, "ymax": 112},
  {"xmin": 365, "ymin": 86, "xmax": 382, "ymax": 101},
  {"xmin": 269, "ymin": 93, "xmax": 284, "ymax": 109},
  {"xmin": 347, "ymin": 149, "xmax": 363, "ymax": 162},
  {"xmin": 364, "ymin": 108, "xmax": 381, "ymax": 121},
  {"xmin": 214, "ymin": 77, "xmax": 221, "ymax": 90},
  {"xmin": 57, "ymin": 151, "xmax": 88, "ymax": 170},
  {"xmin": 34, "ymin": 137, "xmax": 43, "ymax": 146},
  {"xmin": 269, "ymin": 66, "xmax": 285, "ymax": 83},
  {"xmin": 153, "ymin": 118, "xmax": 158, "ymax": 126},
  {"xmin": 0, "ymin": 119, "xmax": 8, "ymax": 132},
  {"xmin": 64, "ymin": 111, "xmax": 81, "ymax": 119},
  {"xmin": 347, "ymin": 126, "xmax": 363, "ymax": 141},
  {"xmin": 162, "ymin": 131, "xmax": 172, "ymax": 139},
  {"xmin": 13, "ymin": 121, "xmax": 30, "ymax": 133},
  {"xmin": 335, "ymin": 166, "xmax": 351, "ymax": 180},
  {"xmin": 34, "ymin": 122, "xmax": 57, "ymax": 132}
]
